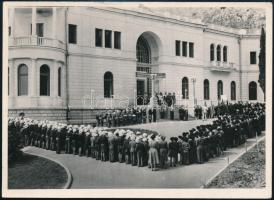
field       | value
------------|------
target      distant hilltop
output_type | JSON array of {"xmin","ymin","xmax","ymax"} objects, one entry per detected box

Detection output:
[{"xmin": 125, "ymin": 5, "xmax": 266, "ymax": 29}]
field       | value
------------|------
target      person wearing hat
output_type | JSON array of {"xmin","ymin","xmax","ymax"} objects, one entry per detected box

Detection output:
[
  {"xmin": 129, "ymin": 135, "xmax": 137, "ymax": 166},
  {"xmin": 108, "ymin": 132, "xmax": 115, "ymax": 162},
  {"xmin": 94, "ymin": 132, "xmax": 100, "ymax": 160},
  {"xmin": 135, "ymin": 136, "xmax": 145, "ymax": 167},
  {"xmin": 89, "ymin": 132, "xmax": 95, "ymax": 158},
  {"xmin": 117, "ymin": 131, "xmax": 125, "ymax": 163},
  {"xmin": 148, "ymin": 134, "xmax": 160, "ymax": 171},
  {"xmin": 123, "ymin": 134, "xmax": 131, "ymax": 164},
  {"xmin": 65, "ymin": 127, "xmax": 72, "ymax": 154},
  {"xmin": 84, "ymin": 130, "xmax": 91, "ymax": 157},
  {"xmin": 71, "ymin": 128, "xmax": 78, "ymax": 155},
  {"xmin": 50, "ymin": 125, "xmax": 57, "ymax": 151},
  {"xmin": 158, "ymin": 136, "xmax": 168, "ymax": 169},
  {"xmin": 55, "ymin": 126, "xmax": 62, "ymax": 154},
  {"xmin": 181, "ymin": 136, "xmax": 190, "ymax": 165},
  {"xmin": 99, "ymin": 131, "xmax": 108, "ymax": 161},
  {"xmin": 195, "ymin": 134, "xmax": 204, "ymax": 164}
]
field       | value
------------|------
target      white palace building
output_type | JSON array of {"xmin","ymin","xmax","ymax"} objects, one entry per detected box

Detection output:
[{"xmin": 7, "ymin": 6, "xmax": 264, "ymax": 123}]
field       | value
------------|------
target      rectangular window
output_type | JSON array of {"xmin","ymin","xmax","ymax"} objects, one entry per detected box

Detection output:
[
  {"xmin": 189, "ymin": 42, "xmax": 194, "ymax": 58},
  {"xmin": 114, "ymin": 31, "xmax": 121, "ymax": 49},
  {"xmin": 182, "ymin": 41, "xmax": 187, "ymax": 57},
  {"xmin": 175, "ymin": 40, "xmax": 180, "ymax": 56},
  {"xmin": 68, "ymin": 24, "xmax": 77, "ymax": 44},
  {"xmin": 105, "ymin": 30, "xmax": 112, "ymax": 48},
  {"xmin": 250, "ymin": 51, "xmax": 257, "ymax": 64},
  {"xmin": 8, "ymin": 26, "xmax": 11, "ymax": 36},
  {"xmin": 95, "ymin": 28, "xmax": 103, "ymax": 47},
  {"xmin": 36, "ymin": 23, "xmax": 44, "ymax": 37},
  {"xmin": 30, "ymin": 23, "xmax": 44, "ymax": 37}
]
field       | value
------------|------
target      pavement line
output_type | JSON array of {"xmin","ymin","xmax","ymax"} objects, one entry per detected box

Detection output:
[
  {"xmin": 201, "ymin": 135, "xmax": 265, "ymax": 188},
  {"xmin": 22, "ymin": 148, "xmax": 73, "ymax": 189}
]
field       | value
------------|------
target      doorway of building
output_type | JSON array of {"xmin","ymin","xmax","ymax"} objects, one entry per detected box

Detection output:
[{"xmin": 137, "ymin": 80, "xmax": 145, "ymax": 105}]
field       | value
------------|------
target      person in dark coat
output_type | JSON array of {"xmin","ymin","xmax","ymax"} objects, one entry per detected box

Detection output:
[
  {"xmin": 135, "ymin": 137, "xmax": 145, "ymax": 167},
  {"xmin": 168, "ymin": 137, "xmax": 177, "ymax": 167},
  {"xmin": 159, "ymin": 136, "xmax": 168, "ymax": 169},
  {"xmin": 123, "ymin": 136, "xmax": 131, "ymax": 164}
]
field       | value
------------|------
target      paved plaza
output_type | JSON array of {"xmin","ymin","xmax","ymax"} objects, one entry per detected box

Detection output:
[{"xmin": 23, "ymin": 119, "xmax": 265, "ymax": 188}]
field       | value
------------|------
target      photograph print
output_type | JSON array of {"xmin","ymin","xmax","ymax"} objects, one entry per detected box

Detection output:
[{"xmin": 2, "ymin": 1, "xmax": 272, "ymax": 199}]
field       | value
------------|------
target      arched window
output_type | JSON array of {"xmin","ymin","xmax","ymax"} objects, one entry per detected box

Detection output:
[
  {"xmin": 210, "ymin": 44, "xmax": 215, "ymax": 61},
  {"xmin": 182, "ymin": 77, "xmax": 189, "ymax": 99},
  {"xmin": 217, "ymin": 45, "xmax": 221, "ymax": 61},
  {"xmin": 58, "ymin": 67, "xmax": 61, "ymax": 97},
  {"xmin": 231, "ymin": 81, "xmax": 236, "ymax": 100},
  {"xmin": 217, "ymin": 80, "xmax": 223, "ymax": 100},
  {"xmin": 249, "ymin": 81, "xmax": 257, "ymax": 100},
  {"xmin": 40, "ymin": 65, "xmax": 50, "ymax": 96},
  {"xmin": 223, "ymin": 46, "xmax": 227, "ymax": 62},
  {"xmin": 18, "ymin": 64, "xmax": 28, "ymax": 96},
  {"xmin": 104, "ymin": 72, "xmax": 113, "ymax": 98},
  {"xmin": 204, "ymin": 79, "xmax": 210, "ymax": 100},
  {"xmin": 136, "ymin": 36, "xmax": 151, "ymax": 64}
]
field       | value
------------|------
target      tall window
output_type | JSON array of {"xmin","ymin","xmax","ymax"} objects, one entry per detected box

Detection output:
[
  {"xmin": 58, "ymin": 67, "xmax": 61, "ymax": 97},
  {"xmin": 204, "ymin": 79, "xmax": 210, "ymax": 100},
  {"xmin": 105, "ymin": 30, "xmax": 112, "ymax": 48},
  {"xmin": 175, "ymin": 40, "xmax": 180, "ymax": 56},
  {"xmin": 37, "ymin": 23, "xmax": 44, "ymax": 37},
  {"xmin": 210, "ymin": 44, "xmax": 215, "ymax": 61},
  {"xmin": 137, "ymin": 36, "xmax": 150, "ymax": 63},
  {"xmin": 114, "ymin": 31, "xmax": 121, "ymax": 49},
  {"xmin": 217, "ymin": 45, "xmax": 221, "ymax": 61},
  {"xmin": 8, "ymin": 26, "xmax": 11, "ymax": 36},
  {"xmin": 18, "ymin": 64, "xmax": 28, "ymax": 96},
  {"xmin": 68, "ymin": 24, "xmax": 77, "ymax": 44},
  {"xmin": 223, "ymin": 46, "xmax": 227, "ymax": 62},
  {"xmin": 182, "ymin": 41, "xmax": 187, "ymax": 57},
  {"xmin": 40, "ymin": 65, "xmax": 50, "ymax": 96},
  {"xmin": 104, "ymin": 72, "xmax": 113, "ymax": 98},
  {"xmin": 249, "ymin": 81, "xmax": 257, "ymax": 100},
  {"xmin": 95, "ymin": 28, "xmax": 103, "ymax": 47},
  {"xmin": 182, "ymin": 77, "xmax": 189, "ymax": 99},
  {"xmin": 217, "ymin": 80, "xmax": 223, "ymax": 100},
  {"xmin": 30, "ymin": 23, "xmax": 44, "ymax": 37},
  {"xmin": 189, "ymin": 42, "xmax": 194, "ymax": 58},
  {"xmin": 250, "ymin": 51, "xmax": 257, "ymax": 64},
  {"xmin": 231, "ymin": 81, "xmax": 236, "ymax": 100}
]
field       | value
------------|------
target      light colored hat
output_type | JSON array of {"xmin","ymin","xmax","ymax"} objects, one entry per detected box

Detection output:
[
  {"xmin": 142, "ymin": 138, "xmax": 148, "ymax": 142},
  {"xmin": 108, "ymin": 132, "xmax": 113, "ymax": 137},
  {"xmin": 142, "ymin": 133, "xmax": 148, "ymax": 138}
]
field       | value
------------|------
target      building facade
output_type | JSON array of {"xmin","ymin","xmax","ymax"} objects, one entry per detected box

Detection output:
[{"xmin": 8, "ymin": 6, "xmax": 264, "ymax": 123}]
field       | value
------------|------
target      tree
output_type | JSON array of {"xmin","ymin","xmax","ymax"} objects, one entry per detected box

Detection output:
[{"xmin": 258, "ymin": 27, "xmax": 265, "ymax": 101}]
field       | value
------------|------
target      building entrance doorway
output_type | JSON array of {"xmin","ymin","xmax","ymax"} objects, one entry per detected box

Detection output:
[{"xmin": 137, "ymin": 80, "xmax": 145, "ymax": 105}]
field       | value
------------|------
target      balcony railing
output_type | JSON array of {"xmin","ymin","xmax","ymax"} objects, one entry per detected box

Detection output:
[
  {"xmin": 137, "ymin": 62, "xmax": 151, "ymax": 73},
  {"xmin": 9, "ymin": 36, "xmax": 66, "ymax": 50},
  {"xmin": 209, "ymin": 61, "xmax": 235, "ymax": 72}
]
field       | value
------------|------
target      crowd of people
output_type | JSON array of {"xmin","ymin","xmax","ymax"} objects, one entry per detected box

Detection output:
[
  {"xmin": 155, "ymin": 92, "xmax": 176, "ymax": 107},
  {"xmin": 8, "ymin": 102, "xmax": 265, "ymax": 171},
  {"xmin": 95, "ymin": 108, "xmax": 148, "ymax": 127}
]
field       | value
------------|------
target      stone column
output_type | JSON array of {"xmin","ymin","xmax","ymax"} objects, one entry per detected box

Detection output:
[
  {"xmin": 52, "ymin": 7, "xmax": 57, "ymax": 39},
  {"xmin": 51, "ymin": 60, "xmax": 59, "ymax": 97},
  {"xmin": 30, "ymin": 58, "xmax": 37, "ymax": 96},
  {"xmin": 31, "ymin": 7, "xmax": 36, "ymax": 36},
  {"xmin": 9, "ymin": 60, "xmax": 14, "ymax": 97},
  {"xmin": 10, "ymin": 8, "xmax": 15, "ymax": 37},
  {"xmin": 31, "ymin": 7, "xmax": 37, "ymax": 46}
]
